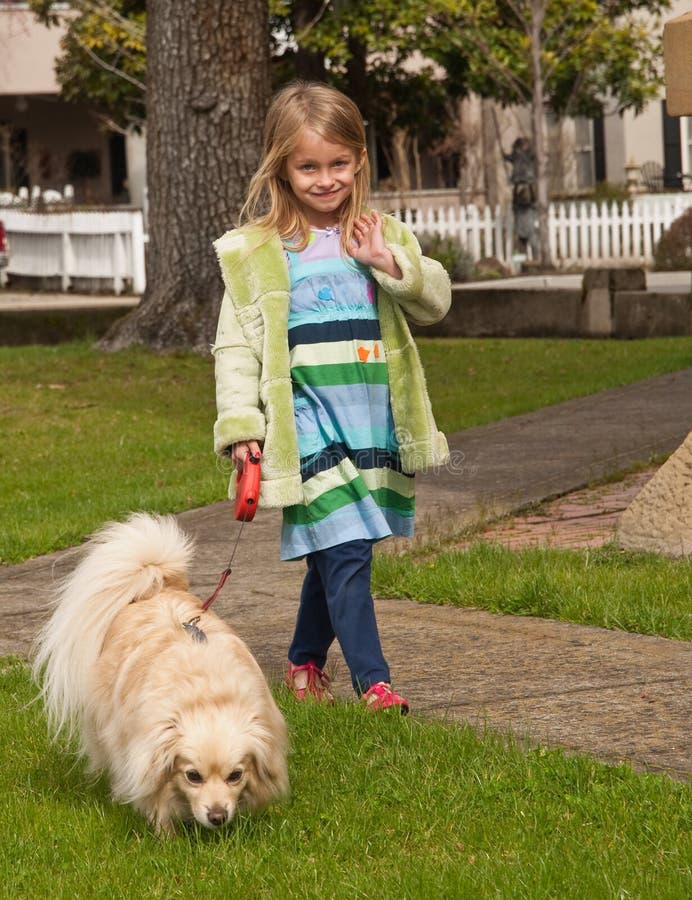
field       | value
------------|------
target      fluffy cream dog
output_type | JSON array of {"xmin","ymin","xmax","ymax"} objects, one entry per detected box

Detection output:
[{"xmin": 32, "ymin": 513, "xmax": 289, "ymax": 836}]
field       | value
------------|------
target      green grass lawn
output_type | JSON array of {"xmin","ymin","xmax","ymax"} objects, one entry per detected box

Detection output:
[
  {"xmin": 373, "ymin": 543, "xmax": 692, "ymax": 641},
  {"xmin": 417, "ymin": 335, "xmax": 692, "ymax": 434},
  {"xmin": 1, "ymin": 337, "xmax": 691, "ymax": 563},
  {"xmin": 0, "ymin": 343, "xmax": 229, "ymax": 563},
  {"xmin": 3, "ymin": 658, "xmax": 689, "ymax": 899},
  {"xmin": 4, "ymin": 342, "xmax": 691, "ymax": 896}
]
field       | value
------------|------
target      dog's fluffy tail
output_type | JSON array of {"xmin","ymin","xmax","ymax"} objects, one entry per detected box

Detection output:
[{"xmin": 32, "ymin": 513, "xmax": 193, "ymax": 740}]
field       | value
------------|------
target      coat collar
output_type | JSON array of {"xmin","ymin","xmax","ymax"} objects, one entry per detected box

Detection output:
[{"xmin": 214, "ymin": 228, "xmax": 290, "ymax": 308}]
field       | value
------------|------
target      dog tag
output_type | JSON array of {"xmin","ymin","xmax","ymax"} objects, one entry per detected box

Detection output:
[{"xmin": 182, "ymin": 617, "xmax": 208, "ymax": 644}]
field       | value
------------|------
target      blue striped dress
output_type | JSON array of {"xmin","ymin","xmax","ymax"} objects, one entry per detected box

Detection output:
[{"xmin": 280, "ymin": 227, "xmax": 415, "ymax": 561}]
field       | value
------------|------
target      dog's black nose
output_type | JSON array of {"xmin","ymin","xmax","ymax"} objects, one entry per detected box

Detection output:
[{"xmin": 207, "ymin": 806, "xmax": 228, "ymax": 827}]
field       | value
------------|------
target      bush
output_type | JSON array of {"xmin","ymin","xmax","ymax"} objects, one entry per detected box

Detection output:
[
  {"xmin": 653, "ymin": 208, "xmax": 692, "ymax": 271},
  {"xmin": 590, "ymin": 181, "xmax": 630, "ymax": 206},
  {"xmin": 417, "ymin": 232, "xmax": 475, "ymax": 282},
  {"xmin": 474, "ymin": 256, "xmax": 510, "ymax": 280}
]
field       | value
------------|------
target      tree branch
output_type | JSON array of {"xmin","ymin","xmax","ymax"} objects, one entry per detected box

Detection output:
[
  {"xmin": 74, "ymin": 34, "xmax": 146, "ymax": 93},
  {"xmin": 543, "ymin": 0, "xmax": 621, "ymax": 55},
  {"xmin": 95, "ymin": 111, "xmax": 145, "ymax": 135},
  {"xmin": 294, "ymin": 0, "xmax": 332, "ymax": 42},
  {"xmin": 80, "ymin": 0, "xmax": 145, "ymax": 43},
  {"xmin": 458, "ymin": 26, "xmax": 532, "ymax": 101},
  {"xmin": 501, "ymin": 0, "xmax": 531, "ymax": 34}
]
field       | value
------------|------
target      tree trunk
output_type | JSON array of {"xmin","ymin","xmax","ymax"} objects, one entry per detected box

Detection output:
[
  {"xmin": 388, "ymin": 128, "xmax": 412, "ymax": 193},
  {"xmin": 412, "ymin": 135, "xmax": 422, "ymax": 192},
  {"xmin": 530, "ymin": 0, "xmax": 552, "ymax": 267},
  {"xmin": 481, "ymin": 98, "xmax": 501, "ymax": 209},
  {"xmin": 345, "ymin": 35, "xmax": 370, "ymax": 120},
  {"xmin": 291, "ymin": 0, "xmax": 328, "ymax": 81},
  {"xmin": 99, "ymin": 0, "xmax": 270, "ymax": 352}
]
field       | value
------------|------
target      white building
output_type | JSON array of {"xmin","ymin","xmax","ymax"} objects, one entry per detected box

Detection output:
[{"xmin": 0, "ymin": 1, "xmax": 145, "ymax": 207}]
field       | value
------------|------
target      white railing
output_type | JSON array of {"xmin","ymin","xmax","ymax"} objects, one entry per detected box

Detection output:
[
  {"xmin": 2, "ymin": 208, "xmax": 146, "ymax": 294},
  {"xmin": 0, "ymin": 184, "xmax": 75, "ymax": 208},
  {"xmin": 395, "ymin": 193, "xmax": 692, "ymax": 268}
]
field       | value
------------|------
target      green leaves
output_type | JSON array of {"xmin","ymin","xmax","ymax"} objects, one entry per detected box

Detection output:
[
  {"xmin": 29, "ymin": 0, "xmax": 145, "ymax": 131},
  {"xmin": 425, "ymin": 0, "xmax": 671, "ymax": 116},
  {"xmin": 29, "ymin": 1, "xmax": 669, "ymax": 143}
]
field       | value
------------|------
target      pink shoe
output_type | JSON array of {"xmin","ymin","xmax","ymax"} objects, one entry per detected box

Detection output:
[
  {"xmin": 362, "ymin": 682, "xmax": 409, "ymax": 715},
  {"xmin": 285, "ymin": 661, "xmax": 334, "ymax": 703}
]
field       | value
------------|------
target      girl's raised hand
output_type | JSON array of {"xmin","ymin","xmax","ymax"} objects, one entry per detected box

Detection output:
[{"xmin": 349, "ymin": 211, "xmax": 402, "ymax": 279}]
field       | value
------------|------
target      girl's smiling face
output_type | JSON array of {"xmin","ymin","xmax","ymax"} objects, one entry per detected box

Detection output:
[{"xmin": 284, "ymin": 129, "xmax": 365, "ymax": 229}]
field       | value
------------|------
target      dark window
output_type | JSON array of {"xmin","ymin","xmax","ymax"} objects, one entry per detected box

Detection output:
[
  {"xmin": 593, "ymin": 117, "xmax": 606, "ymax": 183},
  {"xmin": 662, "ymin": 100, "xmax": 682, "ymax": 189},
  {"xmin": 109, "ymin": 133, "xmax": 128, "ymax": 201}
]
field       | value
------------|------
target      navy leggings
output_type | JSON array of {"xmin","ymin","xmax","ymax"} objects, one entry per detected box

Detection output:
[{"xmin": 288, "ymin": 539, "xmax": 390, "ymax": 694}]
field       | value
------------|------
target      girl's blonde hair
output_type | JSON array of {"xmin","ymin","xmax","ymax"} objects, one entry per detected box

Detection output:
[{"xmin": 240, "ymin": 81, "xmax": 371, "ymax": 252}]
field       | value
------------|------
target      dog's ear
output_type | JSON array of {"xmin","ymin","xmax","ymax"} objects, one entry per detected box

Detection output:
[
  {"xmin": 244, "ymin": 749, "xmax": 289, "ymax": 810},
  {"xmin": 242, "ymin": 719, "xmax": 289, "ymax": 810},
  {"xmin": 150, "ymin": 720, "xmax": 181, "ymax": 775},
  {"xmin": 112, "ymin": 717, "xmax": 180, "ymax": 806}
]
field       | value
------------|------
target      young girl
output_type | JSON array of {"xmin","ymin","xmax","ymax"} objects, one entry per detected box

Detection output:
[{"xmin": 212, "ymin": 81, "xmax": 451, "ymax": 713}]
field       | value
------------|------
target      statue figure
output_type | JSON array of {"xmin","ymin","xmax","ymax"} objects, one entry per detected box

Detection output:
[{"xmin": 504, "ymin": 137, "xmax": 539, "ymax": 259}]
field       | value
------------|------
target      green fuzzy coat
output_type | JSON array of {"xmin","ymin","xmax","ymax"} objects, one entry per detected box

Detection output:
[{"xmin": 212, "ymin": 214, "xmax": 451, "ymax": 508}]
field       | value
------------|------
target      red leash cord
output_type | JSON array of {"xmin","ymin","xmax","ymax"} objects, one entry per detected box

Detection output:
[
  {"xmin": 201, "ymin": 453, "xmax": 260, "ymax": 612},
  {"xmin": 200, "ymin": 524, "xmax": 243, "ymax": 611},
  {"xmin": 201, "ymin": 566, "xmax": 233, "ymax": 611}
]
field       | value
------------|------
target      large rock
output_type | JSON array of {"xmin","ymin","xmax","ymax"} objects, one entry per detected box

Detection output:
[{"xmin": 617, "ymin": 432, "xmax": 692, "ymax": 556}]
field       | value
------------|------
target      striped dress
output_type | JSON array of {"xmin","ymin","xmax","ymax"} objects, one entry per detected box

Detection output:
[{"xmin": 280, "ymin": 226, "xmax": 415, "ymax": 561}]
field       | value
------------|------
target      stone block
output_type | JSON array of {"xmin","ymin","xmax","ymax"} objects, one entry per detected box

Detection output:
[
  {"xmin": 613, "ymin": 291, "xmax": 692, "ymax": 337},
  {"xmin": 582, "ymin": 268, "xmax": 610, "ymax": 292},
  {"xmin": 609, "ymin": 268, "xmax": 646, "ymax": 292},
  {"xmin": 582, "ymin": 267, "xmax": 646, "ymax": 293},
  {"xmin": 580, "ymin": 268, "xmax": 646, "ymax": 336},
  {"xmin": 579, "ymin": 287, "xmax": 612, "ymax": 337},
  {"xmin": 617, "ymin": 432, "xmax": 692, "ymax": 556},
  {"xmin": 418, "ymin": 288, "xmax": 582, "ymax": 338}
]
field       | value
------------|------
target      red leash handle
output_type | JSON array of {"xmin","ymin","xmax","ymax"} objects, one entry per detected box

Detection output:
[{"xmin": 234, "ymin": 452, "xmax": 261, "ymax": 522}]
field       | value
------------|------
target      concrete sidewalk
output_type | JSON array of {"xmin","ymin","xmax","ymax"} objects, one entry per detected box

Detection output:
[
  {"xmin": 2, "ymin": 369, "xmax": 690, "ymax": 778},
  {"xmin": 458, "ymin": 270, "xmax": 692, "ymax": 293},
  {"xmin": 0, "ymin": 291, "xmax": 138, "ymax": 311}
]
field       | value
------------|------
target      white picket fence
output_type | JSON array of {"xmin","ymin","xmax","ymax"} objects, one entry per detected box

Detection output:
[
  {"xmin": 395, "ymin": 193, "xmax": 692, "ymax": 268},
  {"xmin": 1, "ymin": 193, "xmax": 690, "ymax": 294},
  {"xmin": 2, "ymin": 208, "xmax": 146, "ymax": 294}
]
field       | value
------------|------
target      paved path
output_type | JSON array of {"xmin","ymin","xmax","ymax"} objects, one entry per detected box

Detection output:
[
  {"xmin": 458, "ymin": 271, "xmax": 692, "ymax": 293},
  {"xmin": 0, "ymin": 291, "xmax": 138, "ymax": 311},
  {"xmin": 2, "ymin": 370, "xmax": 690, "ymax": 778}
]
